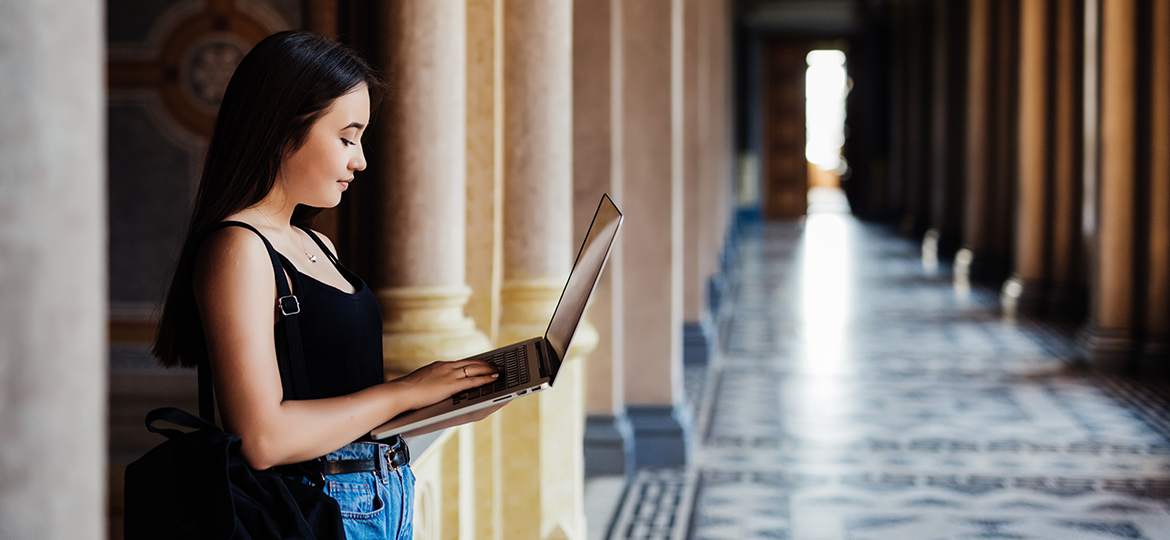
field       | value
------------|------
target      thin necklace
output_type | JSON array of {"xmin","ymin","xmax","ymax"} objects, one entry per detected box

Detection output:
[{"xmin": 257, "ymin": 209, "xmax": 317, "ymax": 263}]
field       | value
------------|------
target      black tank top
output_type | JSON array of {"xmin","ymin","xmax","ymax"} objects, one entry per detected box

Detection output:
[{"xmin": 209, "ymin": 222, "xmax": 384, "ymax": 400}]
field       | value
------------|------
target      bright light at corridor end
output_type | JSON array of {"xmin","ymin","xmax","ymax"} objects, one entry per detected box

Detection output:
[{"xmin": 805, "ymin": 50, "xmax": 848, "ymax": 173}]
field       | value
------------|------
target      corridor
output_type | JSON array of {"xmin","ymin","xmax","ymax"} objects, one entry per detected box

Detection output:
[{"xmin": 607, "ymin": 193, "xmax": 1170, "ymax": 540}]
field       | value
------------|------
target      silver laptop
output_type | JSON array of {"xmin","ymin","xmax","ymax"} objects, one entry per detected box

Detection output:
[{"xmin": 370, "ymin": 194, "xmax": 623, "ymax": 439}]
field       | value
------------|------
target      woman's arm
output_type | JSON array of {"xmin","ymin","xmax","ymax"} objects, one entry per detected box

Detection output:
[{"xmin": 193, "ymin": 227, "xmax": 498, "ymax": 470}]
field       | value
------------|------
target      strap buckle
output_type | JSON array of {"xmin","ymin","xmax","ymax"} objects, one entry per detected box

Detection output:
[{"xmin": 278, "ymin": 295, "xmax": 300, "ymax": 316}]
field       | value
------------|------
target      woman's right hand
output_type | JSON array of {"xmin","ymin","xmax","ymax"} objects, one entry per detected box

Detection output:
[{"xmin": 389, "ymin": 360, "xmax": 499, "ymax": 411}]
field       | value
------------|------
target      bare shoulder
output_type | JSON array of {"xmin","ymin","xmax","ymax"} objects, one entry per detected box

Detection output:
[{"xmin": 193, "ymin": 224, "xmax": 275, "ymax": 296}]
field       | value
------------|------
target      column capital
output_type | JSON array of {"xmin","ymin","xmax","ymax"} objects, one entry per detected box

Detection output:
[
  {"xmin": 379, "ymin": 285, "xmax": 491, "ymax": 376},
  {"xmin": 498, "ymin": 277, "xmax": 563, "ymax": 345}
]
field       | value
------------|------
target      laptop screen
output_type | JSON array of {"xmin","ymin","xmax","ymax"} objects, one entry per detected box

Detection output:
[{"xmin": 544, "ymin": 194, "xmax": 623, "ymax": 375}]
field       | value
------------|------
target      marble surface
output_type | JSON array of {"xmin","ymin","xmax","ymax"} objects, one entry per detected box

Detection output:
[{"xmin": 607, "ymin": 205, "xmax": 1170, "ymax": 540}]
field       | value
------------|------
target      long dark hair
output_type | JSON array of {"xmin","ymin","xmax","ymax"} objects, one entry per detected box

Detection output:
[{"xmin": 154, "ymin": 30, "xmax": 382, "ymax": 367}]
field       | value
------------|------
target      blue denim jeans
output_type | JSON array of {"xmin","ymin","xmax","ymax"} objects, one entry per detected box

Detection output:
[{"xmin": 319, "ymin": 440, "xmax": 414, "ymax": 540}]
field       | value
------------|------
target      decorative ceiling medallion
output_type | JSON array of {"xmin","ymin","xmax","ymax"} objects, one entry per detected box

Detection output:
[
  {"xmin": 181, "ymin": 34, "xmax": 248, "ymax": 113},
  {"xmin": 107, "ymin": 0, "xmax": 281, "ymax": 138}
]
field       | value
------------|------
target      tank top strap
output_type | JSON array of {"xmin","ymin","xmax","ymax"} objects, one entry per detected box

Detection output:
[{"xmin": 297, "ymin": 226, "xmax": 343, "ymax": 269}]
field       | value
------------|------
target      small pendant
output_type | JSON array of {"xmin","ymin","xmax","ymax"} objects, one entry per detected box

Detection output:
[{"xmin": 308, "ymin": 254, "xmax": 318, "ymax": 263}]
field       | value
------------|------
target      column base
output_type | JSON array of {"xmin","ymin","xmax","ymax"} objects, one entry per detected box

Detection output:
[
  {"xmin": 955, "ymin": 248, "xmax": 1011, "ymax": 283},
  {"xmin": 1138, "ymin": 335, "xmax": 1170, "ymax": 377},
  {"xmin": 378, "ymin": 285, "xmax": 492, "ymax": 377},
  {"xmin": 627, "ymin": 404, "xmax": 693, "ymax": 469},
  {"xmin": 1082, "ymin": 324, "xmax": 1135, "ymax": 372},
  {"xmin": 584, "ymin": 413, "xmax": 633, "ymax": 477},
  {"xmin": 707, "ymin": 273, "xmax": 729, "ymax": 316},
  {"xmin": 684, "ymin": 316, "xmax": 716, "ymax": 366},
  {"xmin": 1000, "ymin": 275, "xmax": 1046, "ymax": 318}
]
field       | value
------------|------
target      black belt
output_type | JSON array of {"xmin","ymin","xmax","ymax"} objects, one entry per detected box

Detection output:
[
  {"xmin": 325, "ymin": 440, "xmax": 410, "ymax": 475},
  {"xmin": 275, "ymin": 436, "xmax": 409, "ymax": 483}
]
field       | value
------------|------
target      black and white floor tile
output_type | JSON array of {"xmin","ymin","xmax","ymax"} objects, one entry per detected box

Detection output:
[{"xmin": 609, "ymin": 198, "xmax": 1170, "ymax": 540}]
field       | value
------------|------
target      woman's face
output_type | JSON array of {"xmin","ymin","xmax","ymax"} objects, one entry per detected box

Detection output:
[{"xmin": 280, "ymin": 84, "xmax": 370, "ymax": 208}]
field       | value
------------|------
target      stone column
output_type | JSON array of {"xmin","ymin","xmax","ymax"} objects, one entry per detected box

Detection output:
[
  {"xmin": 1048, "ymin": 0, "xmax": 1084, "ymax": 314},
  {"xmin": 372, "ymin": 1, "xmax": 490, "ymax": 376},
  {"xmin": 683, "ymin": 0, "xmax": 715, "ymax": 368},
  {"xmin": 1143, "ymin": 0, "xmax": 1170, "ymax": 371},
  {"xmin": 460, "ymin": 1, "xmax": 502, "ymax": 537},
  {"xmin": 574, "ymin": 0, "xmax": 631, "ymax": 478},
  {"xmin": 1088, "ymin": 0, "xmax": 1138, "ymax": 368},
  {"xmin": 0, "ymin": 1, "xmax": 106, "ymax": 539},
  {"xmin": 708, "ymin": 0, "xmax": 734, "ymax": 312},
  {"xmin": 960, "ymin": 0, "xmax": 993, "ymax": 281},
  {"xmin": 926, "ymin": 0, "xmax": 965, "ymax": 258},
  {"xmin": 495, "ymin": 1, "xmax": 587, "ymax": 538},
  {"xmin": 466, "ymin": 0, "xmax": 504, "ymax": 347},
  {"xmin": 621, "ymin": 0, "xmax": 691, "ymax": 469},
  {"xmin": 990, "ymin": 0, "xmax": 1020, "ymax": 278},
  {"xmin": 1003, "ymin": 0, "xmax": 1050, "ymax": 316}
]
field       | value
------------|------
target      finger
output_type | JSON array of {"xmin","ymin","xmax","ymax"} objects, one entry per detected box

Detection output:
[
  {"xmin": 456, "ymin": 361, "xmax": 499, "ymax": 376},
  {"xmin": 457, "ymin": 359, "xmax": 498, "ymax": 371}
]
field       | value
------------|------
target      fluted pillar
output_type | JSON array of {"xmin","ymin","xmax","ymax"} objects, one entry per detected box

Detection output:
[
  {"xmin": 1143, "ymin": 0, "xmax": 1170, "ymax": 370},
  {"xmin": 1003, "ymin": 0, "xmax": 1050, "ymax": 315},
  {"xmin": 495, "ymin": 1, "xmax": 588, "ymax": 538},
  {"xmin": 1088, "ymin": 0, "xmax": 1138, "ymax": 368},
  {"xmin": 1048, "ymin": 0, "xmax": 1084, "ymax": 314},
  {"xmin": 621, "ymin": 0, "xmax": 691, "ymax": 469},
  {"xmin": 372, "ymin": 1, "xmax": 490, "ymax": 376},
  {"xmin": 0, "ymin": 1, "xmax": 106, "ymax": 538},
  {"xmin": 574, "ymin": 0, "xmax": 630, "ymax": 478}
]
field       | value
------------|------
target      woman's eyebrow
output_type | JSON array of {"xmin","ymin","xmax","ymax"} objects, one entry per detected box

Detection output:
[{"xmin": 342, "ymin": 122, "xmax": 365, "ymax": 131}]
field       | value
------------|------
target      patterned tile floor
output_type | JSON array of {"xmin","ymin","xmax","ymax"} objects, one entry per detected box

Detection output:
[{"xmin": 607, "ymin": 197, "xmax": 1170, "ymax": 540}]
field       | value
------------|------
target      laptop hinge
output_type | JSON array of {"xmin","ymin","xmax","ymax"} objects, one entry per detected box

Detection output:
[{"xmin": 537, "ymin": 340, "xmax": 551, "ymax": 379}]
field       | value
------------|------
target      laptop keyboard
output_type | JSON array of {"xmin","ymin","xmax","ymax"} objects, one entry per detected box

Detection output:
[{"xmin": 451, "ymin": 346, "xmax": 531, "ymax": 405}]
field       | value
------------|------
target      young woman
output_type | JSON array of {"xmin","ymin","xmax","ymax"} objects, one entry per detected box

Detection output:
[{"xmin": 153, "ymin": 31, "xmax": 500, "ymax": 539}]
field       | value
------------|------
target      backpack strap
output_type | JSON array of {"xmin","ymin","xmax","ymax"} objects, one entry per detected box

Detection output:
[{"xmin": 195, "ymin": 221, "xmax": 313, "ymax": 424}]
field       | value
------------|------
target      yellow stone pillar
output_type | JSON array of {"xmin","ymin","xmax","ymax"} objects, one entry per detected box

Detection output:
[
  {"xmin": 573, "ymin": 0, "xmax": 631, "ymax": 477},
  {"xmin": 371, "ymin": 0, "xmax": 490, "ymax": 377},
  {"xmin": 1143, "ymin": 0, "xmax": 1170, "ymax": 370},
  {"xmin": 1002, "ymin": 0, "xmax": 1050, "ymax": 316},
  {"xmin": 457, "ymin": 2, "xmax": 505, "ymax": 539},
  {"xmin": 1088, "ymin": 0, "xmax": 1138, "ymax": 368},
  {"xmin": 496, "ymin": 0, "xmax": 590, "ymax": 539},
  {"xmin": 621, "ymin": 0, "xmax": 691, "ymax": 468}
]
